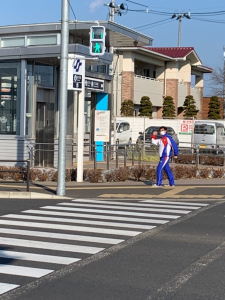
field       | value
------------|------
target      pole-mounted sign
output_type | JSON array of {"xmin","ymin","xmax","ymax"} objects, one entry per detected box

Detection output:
[{"xmin": 89, "ymin": 26, "xmax": 106, "ymax": 56}]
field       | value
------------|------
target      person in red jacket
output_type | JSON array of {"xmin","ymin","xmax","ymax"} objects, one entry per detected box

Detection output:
[{"xmin": 151, "ymin": 126, "xmax": 179, "ymax": 187}]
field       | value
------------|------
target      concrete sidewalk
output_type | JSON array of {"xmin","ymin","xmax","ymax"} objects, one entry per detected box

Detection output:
[{"xmin": 0, "ymin": 178, "xmax": 224, "ymax": 199}]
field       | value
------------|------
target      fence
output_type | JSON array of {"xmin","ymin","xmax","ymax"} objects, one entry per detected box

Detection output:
[{"xmin": 29, "ymin": 141, "xmax": 225, "ymax": 170}]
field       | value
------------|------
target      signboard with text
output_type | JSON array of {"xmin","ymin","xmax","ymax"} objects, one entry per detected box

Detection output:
[
  {"xmin": 68, "ymin": 55, "xmax": 83, "ymax": 91},
  {"xmin": 85, "ymin": 77, "xmax": 104, "ymax": 91},
  {"xmin": 94, "ymin": 110, "xmax": 110, "ymax": 142},
  {"xmin": 179, "ymin": 120, "xmax": 194, "ymax": 135}
]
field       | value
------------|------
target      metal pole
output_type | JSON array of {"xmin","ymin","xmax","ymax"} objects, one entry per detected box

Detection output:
[
  {"xmin": 116, "ymin": 141, "xmax": 119, "ymax": 168},
  {"xmin": 76, "ymin": 56, "xmax": 85, "ymax": 182},
  {"xmin": 26, "ymin": 159, "xmax": 30, "ymax": 192},
  {"xmin": 132, "ymin": 144, "xmax": 135, "ymax": 166},
  {"xmin": 178, "ymin": 17, "xmax": 182, "ymax": 47},
  {"xmin": 107, "ymin": 145, "xmax": 110, "ymax": 170},
  {"xmin": 94, "ymin": 146, "xmax": 97, "ymax": 169},
  {"xmin": 110, "ymin": 0, "xmax": 115, "ymax": 22},
  {"xmin": 124, "ymin": 145, "xmax": 127, "ymax": 167},
  {"xmin": 57, "ymin": 0, "xmax": 69, "ymax": 196}
]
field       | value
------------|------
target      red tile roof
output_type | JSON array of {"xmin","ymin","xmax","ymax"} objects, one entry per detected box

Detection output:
[{"xmin": 145, "ymin": 47, "xmax": 195, "ymax": 58}]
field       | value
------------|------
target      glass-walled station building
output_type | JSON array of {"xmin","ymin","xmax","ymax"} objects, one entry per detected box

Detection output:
[{"xmin": 0, "ymin": 21, "xmax": 152, "ymax": 167}]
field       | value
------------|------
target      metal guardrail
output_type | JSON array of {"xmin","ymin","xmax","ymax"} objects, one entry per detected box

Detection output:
[
  {"xmin": 28, "ymin": 141, "xmax": 225, "ymax": 170},
  {"xmin": 0, "ymin": 159, "xmax": 30, "ymax": 191}
]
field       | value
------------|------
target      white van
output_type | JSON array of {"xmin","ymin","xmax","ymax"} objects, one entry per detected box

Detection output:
[
  {"xmin": 111, "ymin": 121, "xmax": 132, "ymax": 145},
  {"xmin": 192, "ymin": 121, "xmax": 225, "ymax": 151}
]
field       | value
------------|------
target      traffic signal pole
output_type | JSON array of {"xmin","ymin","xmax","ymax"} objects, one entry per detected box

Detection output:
[{"xmin": 57, "ymin": 0, "xmax": 69, "ymax": 196}]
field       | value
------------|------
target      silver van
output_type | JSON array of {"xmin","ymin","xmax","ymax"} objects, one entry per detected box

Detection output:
[{"xmin": 192, "ymin": 121, "xmax": 225, "ymax": 151}]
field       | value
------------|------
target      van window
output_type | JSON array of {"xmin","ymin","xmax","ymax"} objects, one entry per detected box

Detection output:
[
  {"xmin": 123, "ymin": 123, "xmax": 130, "ymax": 131},
  {"xmin": 194, "ymin": 124, "xmax": 215, "ymax": 135}
]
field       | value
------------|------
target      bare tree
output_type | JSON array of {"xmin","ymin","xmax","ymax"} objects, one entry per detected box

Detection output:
[{"xmin": 210, "ymin": 64, "xmax": 225, "ymax": 97}]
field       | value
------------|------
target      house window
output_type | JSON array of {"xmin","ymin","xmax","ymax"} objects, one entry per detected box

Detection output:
[
  {"xmin": 1, "ymin": 37, "xmax": 25, "ymax": 48},
  {"xmin": 34, "ymin": 63, "xmax": 54, "ymax": 87},
  {"xmin": 27, "ymin": 35, "xmax": 57, "ymax": 46},
  {"xmin": 0, "ymin": 61, "xmax": 21, "ymax": 135}
]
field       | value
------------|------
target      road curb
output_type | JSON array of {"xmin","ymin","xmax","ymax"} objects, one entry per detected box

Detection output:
[{"xmin": 0, "ymin": 192, "xmax": 72, "ymax": 199}]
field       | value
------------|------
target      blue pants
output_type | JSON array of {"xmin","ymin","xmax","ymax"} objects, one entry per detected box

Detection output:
[{"xmin": 156, "ymin": 156, "xmax": 174, "ymax": 186}]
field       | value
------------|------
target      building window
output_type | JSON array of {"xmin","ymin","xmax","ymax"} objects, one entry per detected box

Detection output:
[
  {"xmin": 34, "ymin": 63, "xmax": 54, "ymax": 87},
  {"xmin": 1, "ymin": 37, "xmax": 25, "ymax": 48},
  {"xmin": 0, "ymin": 61, "xmax": 21, "ymax": 135},
  {"xmin": 27, "ymin": 35, "xmax": 57, "ymax": 46}
]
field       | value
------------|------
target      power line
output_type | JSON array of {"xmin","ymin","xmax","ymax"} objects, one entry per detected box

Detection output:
[
  {"xmin": 125, "ymin": 0, "xmax": 148, "ymax": 8},
  {"xmin": 134, "ymin": 18, "xmax": 173, "ymax": 30},
  {"xmin": 134, "ymin": 19, "xmax": 176, "ymax": 31},
  {"xmin": 192, "ymin": 17, "xmax": 225, "ymax": 24}
]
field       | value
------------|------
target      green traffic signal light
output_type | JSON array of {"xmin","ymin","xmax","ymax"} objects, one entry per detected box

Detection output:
[
  {"xmin": 90, "ymin": 26, "xmax": 105, "ymax": 56},
  {"xmin": 92, "ymin": 41, "xmax": 103, "ymax": 54}
]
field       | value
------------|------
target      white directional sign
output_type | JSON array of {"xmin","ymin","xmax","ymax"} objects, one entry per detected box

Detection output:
[{"xmin": 68, "ymin": 55, "xmax": 83, "ymax": 91}]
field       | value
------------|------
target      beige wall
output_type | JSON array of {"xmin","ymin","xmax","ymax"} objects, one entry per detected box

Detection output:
[
  {"xmin": 190, "ymin": 88, "xmax": 201, "ymax": 110},
  {"xmin": 165, "ymin": 61, "xmax": 179, "ymax": 79},
  {"xmin": 134, "ymin": 76, "xmax": 164, "ymax": 106},
  {"xmin": 122, "ymin": 51, "xmax": 134, "ymax": 72},
  {"xmin": 178, "ymin": 83, "xmax": 187, "ymax": 107},
  {"xmin": 179, "ymin": 61, "xmax": 191, "ymax": 83}
]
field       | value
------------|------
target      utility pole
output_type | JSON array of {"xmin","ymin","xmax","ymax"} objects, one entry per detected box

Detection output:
[
  {"xmin": 57, "ymin": 0, "xmax": 69, "ymax": 196},
  {"xmin": 110, "ymin": 0, "xmax": 115, "ymax": 21},
  {"xmin": 178, "ymin": 17, "xmax": 182, "ymax": 47},
  {"xmin": 171, "ymin": 12, "xmax": 190, "ymax": 47}
]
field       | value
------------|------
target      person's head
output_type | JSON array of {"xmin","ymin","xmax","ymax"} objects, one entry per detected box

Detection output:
[{"xmin": 159, "ymin": 126, "xmax": 167, "ymax": 136}]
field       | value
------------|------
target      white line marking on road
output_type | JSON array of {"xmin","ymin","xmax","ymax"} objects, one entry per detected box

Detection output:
[
  {"xmin": 24, "ymin": 209, "xmax": 169, "ymax": 225},
  {"xmin": 0, "ymin": 219, "xmax": 141, "ymax": 237},
  {"xmin": 0, "ymin": 283, "xmax": 19, "ymax": 295},
  {"xmin": 147, "ymin": 240, "xmax": 225, "ymax": 300},
  {"xmin": 72, "ymin": 199, "xmax": 201, "ymax": 210},
  {"xmin": 41, "ymin": 206, "xmax": 180, "ymax": 220},
  {"xmin": 0, "ymin": 237, "xmax": 104, "ymax": 254},
  {"xmin": 57, "ymin": 202, "xmax": 191, "ymax": 214},
  {"xmin": 140, "ymin": 200, "xmax": 208, "ymax": 206},
  {"xmin": 0, "ymin": 227, "xmax": 123, "ymax": 245},
  {"xmin": 0, "ymin": 264, "xmax": 53, "ymax": 278},
  {"xmin": 0, "ymin": 250, "xmax": 79, "ymax": 265},
  {"xmin": 3, "ymin": 214, "xmax": 155, "ymax": 230}
]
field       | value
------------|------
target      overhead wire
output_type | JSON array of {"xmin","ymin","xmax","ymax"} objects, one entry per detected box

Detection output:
[{"xmin": 134, "ymin": 18, "xmax": 173, "ymax": 30}]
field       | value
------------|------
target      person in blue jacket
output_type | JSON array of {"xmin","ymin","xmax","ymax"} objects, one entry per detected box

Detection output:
[{"xmin": 151, "ymin": 126, "xmax": 179, "ymax": 187}]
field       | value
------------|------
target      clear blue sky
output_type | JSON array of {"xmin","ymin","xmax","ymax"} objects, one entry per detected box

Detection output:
[{"xmin": 1, "ymin": 0, "xmax": 225, "ymax": 96}]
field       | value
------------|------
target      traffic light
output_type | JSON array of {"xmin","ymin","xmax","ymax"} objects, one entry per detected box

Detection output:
[{"xmin": 90, "ymin": 26, "xmax": 106, "ymax": 56}]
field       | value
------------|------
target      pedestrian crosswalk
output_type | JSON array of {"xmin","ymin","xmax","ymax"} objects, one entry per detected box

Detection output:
[{"xmin": 0, "ymin": 199, "xmax": 208, "ymax": 296}]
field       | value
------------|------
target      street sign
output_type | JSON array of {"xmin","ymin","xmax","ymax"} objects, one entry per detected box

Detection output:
[
  {"xmin": 68, "ymin": 55, "xmax": 83, "ymax": 91},
  {"xmin": 90, "ymin": 26, "xmax": 106, "ymax": 56},
  {"xmin": 85, "ymin": 77, "xmax": 104, "ymax": 91},
  {"xmin": 94, "ymin": 110, "xmax": 110, "ymax": 142}
]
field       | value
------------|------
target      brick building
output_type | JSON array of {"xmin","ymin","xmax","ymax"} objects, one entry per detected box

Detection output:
[{"xmin": 113, "ymin": 46, "xmax": 213, "ymax": 118}]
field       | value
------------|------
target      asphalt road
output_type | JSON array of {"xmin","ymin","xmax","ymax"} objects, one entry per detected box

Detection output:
[{"xmin": 0, "ymin": 197, "xmax": 225, "ymax": 299}]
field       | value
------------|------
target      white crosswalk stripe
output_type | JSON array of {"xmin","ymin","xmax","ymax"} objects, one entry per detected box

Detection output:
[
  {"xmin": 0, "ymin": 283, "xmax": 20, "ymax": 295},
  {"xmin": 23, "ymin": 209, "xmax": 169, "ymax": 224},
  {"xmin": 0, "ymin": 198, "xmax": 208, "ymax": 296},
  {"xmin": 3, "ymin": 214, "xmax": 156, "ymax": 230},
  {"xmin": 72, "ymin": 199, "xmax": 202, "ymax": 210},
  {"xmin": 41, "ymin": 206, "xmax": 181, "ymax": 219},
  {"xmin": 57, "ymin": 202, "xmax": 192, "ymax": 214}
]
